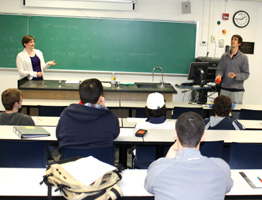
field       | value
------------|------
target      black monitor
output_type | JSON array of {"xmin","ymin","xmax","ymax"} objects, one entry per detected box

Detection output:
[{"xmin": 187, "ymin": 62, "xmax": 209, "ymax": 87}]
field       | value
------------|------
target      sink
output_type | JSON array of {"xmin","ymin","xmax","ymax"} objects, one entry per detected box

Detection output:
[
  {"xmin": 135, "ymin": 82, "xmax": 165, "ymax": 89},
  {"xmin": 135, "ymin": 82, "xmax": 160, "ymax": 89}
]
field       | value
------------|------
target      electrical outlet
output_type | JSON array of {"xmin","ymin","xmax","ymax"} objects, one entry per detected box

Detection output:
[
  {"xmin": 218, "ymin": 39, "xmax": 224, "ymax": 48},
  {"xmin": 211, "ymin": 35, "xmax": 216, "ymax": 42}
]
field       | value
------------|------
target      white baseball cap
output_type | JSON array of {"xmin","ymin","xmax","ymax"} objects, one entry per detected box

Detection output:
[{"xmin": 146, "ymin": 92, "xmax": 165, "ymax": 110}]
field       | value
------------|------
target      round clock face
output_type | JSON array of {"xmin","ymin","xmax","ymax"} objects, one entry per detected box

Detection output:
[{"xmin": 233, "ymin": 10, "xmax": 250, "ymax": 28}]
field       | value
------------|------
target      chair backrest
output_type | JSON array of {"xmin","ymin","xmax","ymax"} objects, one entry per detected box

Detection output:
[
  {"xmin": 38, "ymin": 106, "xmax": 67, "ymax": 116},
  {"xmin": 172, "ymin": 107, "xmax": 203, "ymax": 119},
  {"xmin": 229, "ymin": 143, "xmax": 262, "ymax": 169},
  {"xmin": 239, "ymin": 109, "xmax": 262, "ymax": 120},
  {"xmin": 133, "ymin": 145, "xmax": 157, "ymax": 169},
  {"xmin": 200, "ymin": 141, "xmax": 224, "ymax": 158},
  {"xmin": 61, "ymin": 146, "xmax": 115, "ymax": 166},
  {"xmin": 135, "ymin": 108, "xmax": 147, "ymax": 118},
  {"xmin": 0, "ymin": 140, "xmax": 48, "ymax": 168}
]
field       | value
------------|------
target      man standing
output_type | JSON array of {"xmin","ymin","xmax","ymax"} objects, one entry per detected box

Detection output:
[
  {"xmin": 0, "ymin": 88, "xmax": 35, "ymax": 125},
  {"xmin": 56, "ymin": 78, "xmax": 120, "ymax": 151},
  {"xmin": 144, "ymin": 112, "xmax": 233, "ymax": 200},
  {"xmin": 216, "ymin": 34, "xmax": 249, "ymax": 119}
]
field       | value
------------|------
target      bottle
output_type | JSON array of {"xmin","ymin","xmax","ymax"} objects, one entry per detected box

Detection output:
[{"xmin": 111, "ymin": 72, "xmax": 116, "ymax": 85}]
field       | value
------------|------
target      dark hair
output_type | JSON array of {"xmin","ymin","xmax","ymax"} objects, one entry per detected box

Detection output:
[
  {"xmin": 22, "ymin": 35, "xmax": 35, "ymax": 47},
  {"xmin": 232, "ymin": 34, "xmax": 243, "ymax": 46},
  {"xmin": 213, "ymin": 95, "xmax": 232, "ymax": 117},
  {"xmin": 1, "ymin": 88, "xmax": 22, "ymax": 111},
  {"xmin": 145, "ymin": 105, "xmax": 167, "ymax": 118},
  {"xmin": 79, "ymin": 78, "xmax": 104, "ymax": 104},
  {"xmin": 176, "ymin": 112, "xmax": 205, "ymax": 148}
]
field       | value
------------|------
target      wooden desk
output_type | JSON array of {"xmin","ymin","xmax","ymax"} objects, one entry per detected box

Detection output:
[
  {"xmin": 32, "ymin": 116, "xmax": 60, "ymax": 127},
  {"xmin": 121, "ymin": 118, "xmax": 176, "ymax": 128},
  {"xmin": 1, "ymin": 126, "xmax": 262, "ymax": 144},
  {"xmin": 32, "ymin": 116, "xmax": 123, "ymax": 127},
  {"xmin": 0, "ymin": 168, "xmax": 262, "ymax": 199},
  {"xmin": 0, "ymin": 126, "xmax": 57, "ymax": 141},
  {"xmin": 28, "ymin": 116, "xmax": 262, "ymax": 130},
  {"xmin": 238, "ymin": 120, "xmax": 262, "ymax": 130},
  {"xmin": 0, "ymin": 126, "xmax": 142, "ymax": 143},
  {"xmin": 22, "ymin": 99, "xmax": 120, "ymax": 115}
]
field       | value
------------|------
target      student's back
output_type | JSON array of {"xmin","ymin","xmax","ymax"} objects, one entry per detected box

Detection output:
[
  {"xmin": 145, "ymin": 148, "xmax": 232, "ymax": 200},
  {"xmin": 0, "ymin": 112, "xmax": 35, "ymax": 126}
]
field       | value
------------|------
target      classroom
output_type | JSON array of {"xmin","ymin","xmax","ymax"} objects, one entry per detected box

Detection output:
[{"xmin": 1, "ymin": 0, "xmax": 262, "ymax": 199}]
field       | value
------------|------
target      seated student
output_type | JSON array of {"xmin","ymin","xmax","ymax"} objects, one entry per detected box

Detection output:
[
  {"xmin": 205, "ymin": 95, "xmax": 243, "ymax": 130},
  {"xmin": 135, "ymin": 92, "xmax": 175, "ymax": 129},
  {"xmin": 145, "ymin": 112, "xmax": 233, "ymax": 200},
  {"xmin": 134, "ymin": 92, "xmax": 174, "ymax": 168},
  {"xmin": 0, "ymin": 88, "xmax": 35, "ymax": 125},
  {"xmin": 56, "ymin": 78, "xmax": 120, "ymax": 151}
]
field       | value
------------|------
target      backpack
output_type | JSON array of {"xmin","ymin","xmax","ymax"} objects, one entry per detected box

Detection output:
[{"xmin": 41, "ymin": 156, "xmax": 122, "ymax": 200}]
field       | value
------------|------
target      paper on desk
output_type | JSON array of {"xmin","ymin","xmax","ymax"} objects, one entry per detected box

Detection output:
[
  {"xmin": 62, "ymin": 156, "xmax": 116, "ymax": 186},
  {"xmin": 102, "ymin": 83, "xmax": 111, "ymax": 87},
  {"xmin": 32, "ymin": 117, "xmax": 41, "ymax": 124},
  {"xmin": 240, "ymin": 171, "xmax": 262, "ymax": 188}
]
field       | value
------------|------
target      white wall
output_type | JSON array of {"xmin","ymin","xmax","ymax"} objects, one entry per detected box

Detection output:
[{"xmin": 0, "ymin": 0, "xmax": 261, "ymax": 110}]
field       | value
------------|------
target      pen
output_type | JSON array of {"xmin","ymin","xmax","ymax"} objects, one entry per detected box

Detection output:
[{"xmin": 256, "ymin": 175, "xmax": 262, "ymax": 183}]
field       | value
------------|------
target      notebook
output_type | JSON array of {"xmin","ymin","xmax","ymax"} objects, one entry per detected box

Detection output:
[{"xmin": 13, "ymin": 126, "xmax": 51, "ymax": 138}]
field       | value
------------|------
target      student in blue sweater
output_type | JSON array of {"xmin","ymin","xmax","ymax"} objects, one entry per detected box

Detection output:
[
  {"xmin": 56, "ymin": 78, "xmax": 120, "ymax": 152},
  {"xmin": 205, "ymin": 95, "xmax": 243, "ymax": 130}
]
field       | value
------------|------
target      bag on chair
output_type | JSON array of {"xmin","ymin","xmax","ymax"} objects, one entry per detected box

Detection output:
[{"xmin": 41, "ymin": 156, "xmax": 122, "ymax": 200}]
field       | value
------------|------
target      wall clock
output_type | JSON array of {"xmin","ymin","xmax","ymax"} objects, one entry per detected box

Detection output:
[{"xmin": 233, "ymin": 10, "xmax": 250, "ymax": 28}]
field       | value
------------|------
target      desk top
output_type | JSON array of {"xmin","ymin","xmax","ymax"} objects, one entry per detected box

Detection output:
[
  {"xmin": 0, "ymin": 168, "xmax": 261, "ymax": 197},
  {"xmin": 0, "ymin": 126, "xmax": 142, "ymax": 143},
  {"xmin": 1, "ymin": 126, "xmax": 262, "ymax": 143},
  {"xmin": 32, "ymin": 116, "xmax": 60, "ymax": 127},
  {"xmin": 23, "ymin": 99, "xmax": 120, "ymax": 107},
  {"xmin": 30, "ymin": 117, "xmax": 262, "ymax": 131},
  {"xmin": 238, "ymin": 120, "xmax": 262, "ymax": 130},
  {"xmin": 32, "ymin": 116, "xmax": 122, "ymax": 127}
]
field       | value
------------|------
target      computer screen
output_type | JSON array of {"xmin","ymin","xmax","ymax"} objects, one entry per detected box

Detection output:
[{"xmin": 187, "ymin": 62, "xmax": 209, "ymax": 86}]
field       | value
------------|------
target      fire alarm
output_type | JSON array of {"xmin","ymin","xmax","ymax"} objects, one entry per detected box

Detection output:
[{"xmin": 222, "ymin": 13, "xmax": 229, "ymax": 20}]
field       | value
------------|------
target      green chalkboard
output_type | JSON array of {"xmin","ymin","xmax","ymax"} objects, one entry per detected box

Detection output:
[
  {"xmin": 0, "ymin": 15, "xmax": 28, "ymax": 67},
  {"xmin": 0, "ymin": 15, "xmax": 196, "ymax": 74}
]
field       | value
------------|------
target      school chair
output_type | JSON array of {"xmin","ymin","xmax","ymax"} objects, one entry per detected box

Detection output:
[
  {"xmin": 38, "ymin": 106, "xmax": 67, "ymax": 116},
  {"xmin": 172, "ymin": 107, "xmax": 203, "ymax": 119},
  {"xmin": 229, "ymin": 143, "xmax": 262, "ymax": 169},
  {"xmin": 239, "ymin": 109, "xmax": 262, "ymax": 120},
  {"xmin": 0, "ymin": 140, "xmax": 48, "ymax": 168},
  {"xmin": 200, "ymin": 141, "xmax": 224, "ymax": 158},
  {"xmin": 133, "ymin": 145, "xmax": 157, "ymax": 169},
  {"xmin": 135, "ymin": 108, "xmax": 147, "ymax": 118},
  {"xmin": 60, "ymin": 146, "xmax": 115, "ymax": 166}
]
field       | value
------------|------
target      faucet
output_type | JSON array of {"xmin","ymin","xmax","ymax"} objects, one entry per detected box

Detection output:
[{"xmin": 152, "ymin": 67, "xmax": 164, "ymax": 87}]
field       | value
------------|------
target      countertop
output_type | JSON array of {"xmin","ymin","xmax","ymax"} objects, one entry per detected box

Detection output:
[{"xmin": 18, "ymin": 80, "xmax": 177, "ymax": 94}]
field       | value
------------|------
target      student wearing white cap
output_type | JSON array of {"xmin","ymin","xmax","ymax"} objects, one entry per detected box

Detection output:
[
  {"xmin": 133, "ymin": 93, "xmax": 175, "ymax": 169},
  {"xmin": 135, "ymin": 92, "xmax": 175, "ymax": 130}
]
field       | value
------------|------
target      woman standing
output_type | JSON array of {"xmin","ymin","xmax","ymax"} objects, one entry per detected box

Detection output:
[{"xmin": 16, "ymin": 35, "xmax": 57, "ymax": 80}]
